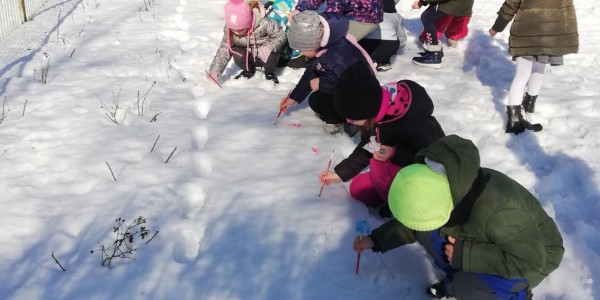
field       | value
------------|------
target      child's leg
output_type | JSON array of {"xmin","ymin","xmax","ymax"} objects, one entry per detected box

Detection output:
[
  {"xmin": 260, "ymin": 51, "xmax": 281, "ymax": 74},
  {"xmin": 368, "ymin": 158, "xmax": 402, "ymax": 201},
  {"xmin": 508, "ymin": 57, "xmax": 534, "ymax": 106},
  {"xmin": 308, "ymin": 91, "xmax": 346, "ymax": 123},
  {"xmin": 232, "ymin": 48, "xmax": 255, "ymax": 72},
  {"xmin": 444, "ymin": 16, "xmax": 471, "ymax": 40},
  {"xmin": 434, "ymin": 15, "xmax": 452, "ymax": 40},
  {"xmin": 421, "ymin": 6, "xmax": 447, "ymax": 46},
  {"xmin": 348, "ymin": 21, "xmax": 378, "ymax": 41},
  {"xmin": 369, "ymin": 40, "xmax": 400, "ymax": 64},
  {"xmin": 358, "ymin": 39, "xmax": 380, "ymax": 58},
  {"xmin": 349, "ymin": 172, "xmax": 384, "ymax": 207},
  {"xmin": 525, "ymin": 61, "xmax": 547, "ymax": 96}
]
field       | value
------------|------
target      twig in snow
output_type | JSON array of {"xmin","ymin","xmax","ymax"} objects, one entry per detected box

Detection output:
[
  {"xmin": 150, "ymin": 135, "xmax": 160, "ymax": 153},
  {"xmin": 165, "ymin": 147, "xmax": 177, "ymax": 163},
  {"xmin": 51, "ymin": 252, "xmax": 66, "ymax": 271},
  {"xmin": 105, "ymin": 161, "xmax": 117, "ymax": 181}
]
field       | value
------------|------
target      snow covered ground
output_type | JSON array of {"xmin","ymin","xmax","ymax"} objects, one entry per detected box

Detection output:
[{"xmin": 0, "ymin": 0, "xmax": 598, "ymax": 299}]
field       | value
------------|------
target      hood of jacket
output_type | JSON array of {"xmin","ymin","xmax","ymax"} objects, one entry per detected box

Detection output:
[
  {"xmin": 414, "ymin": 135, "xmax": 480, "ymax": 207},
  {"xmin": 320, "ymin": 12, "xmax": 350, "ymax": 48},
  {"xmin": 376, "ymin": 80, "xmax": 435, "ymax": 124}
]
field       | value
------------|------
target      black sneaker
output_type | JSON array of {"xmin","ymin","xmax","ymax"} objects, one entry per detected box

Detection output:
[
  {"xmin": 426, "ymin": 282, "xmax": 448, "ymax": 299},
  {"xmin": 234, "ymin": 69, "xmax": 255, "ymax": 79},
  {"xmin": 413, "ymin": 50, "xmax": 443, "ymax": 69},
  {"xmin": 265, "ymin": 72, "xmax": 279, "ymax": 84},
  {"xmin": 376, "ymin": 63, "xmax": 392, "ymax": 72}
]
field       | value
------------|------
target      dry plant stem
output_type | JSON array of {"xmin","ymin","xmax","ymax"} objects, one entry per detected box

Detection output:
[
  {"xmin": 150, "ymin": 135, "xmax": 160, "ymax": 152},
  {"xmin": 51, "ymin": 252, "xmax": 66, "ymax": 271},
  {"xmin": 22, "ymin": 100, "xmax": 27, "ymax": 117},
  {"xmin": 144, "ymin": 231, "xmax": 159, "ymax": 244},
  {"xmin": 165, "ymin": 147, "xmax": 177, "ymax": 163},
  {"xmin": 105, "ymin": 161, "xmax": 117, "ymax": 181}
]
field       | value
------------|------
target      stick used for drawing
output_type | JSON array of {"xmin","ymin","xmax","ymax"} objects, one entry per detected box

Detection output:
[
  {"xmin": 205, "ymin": 70, "xmax": 222, "ymax": 89},
  {"xmin": 318, "ymin": 150, "xmax": 335, "ymax": 197},
  {"xmin": 274, "ymin": 91, "xmax": 291, "ymax": 125},
  {"xmin": 355, "ymin": 235, "xmax": 363, "ymax": 274}
]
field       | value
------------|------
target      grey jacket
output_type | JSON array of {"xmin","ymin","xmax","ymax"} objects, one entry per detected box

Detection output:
[
  {"xmin": 363, "ymin": 12, "xmax": 407, "ymax": 45},
  {"xmin": 208, "ymin": 16, "xmax": 286, "ymax": 76}
]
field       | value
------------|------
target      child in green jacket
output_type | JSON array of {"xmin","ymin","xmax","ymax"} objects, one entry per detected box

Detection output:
[{"xmin": 353, "ymin": 135, "xmax": 564, "ymax": 299}]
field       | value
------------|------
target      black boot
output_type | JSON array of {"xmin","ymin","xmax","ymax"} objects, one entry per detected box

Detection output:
[
  {"xmin": 234, "ymin": 67, "xmax": 256, "ymax": 80},
  {"xmin": 522, "ymin": 93, "xmax": 538, "ymax": 113},
  {"xmin": 265, "ymin": 72, "xmax": 279, "ymax": 84},
  {"xmin": 506, "ymin": 105, "xmax": 543, "ymax": 134}
]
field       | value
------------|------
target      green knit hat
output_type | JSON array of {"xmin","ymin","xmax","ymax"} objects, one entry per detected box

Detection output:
[{"xmin": 388, "ymin": 164, "xmax": 452, "ymax": 231}]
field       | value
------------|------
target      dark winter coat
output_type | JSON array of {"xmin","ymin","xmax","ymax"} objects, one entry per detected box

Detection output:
[
  {"xmin": 208, "ymin": 7, "xmax": 287, "ymax": 76},
  {"xmin": 334, "ymin": 80, "xmax": 445, "ymax": 182},
  {"xmin": 491, "ymin": 0, "xmax": 579, "ymax": 57},
  {"xmin": 290, "ymin": 12, "xmax": 374, "ymax": 103},
  {"xmin": 422, "ymin": 0, "xmax": 474, "ymax": 17},
  {"xmin": 370, "ymin": 135, "xmax": 564, "ymax": 288},
  {"xmin": 296, "ymin": 0, "xmax": 384, "ymax": 24}
]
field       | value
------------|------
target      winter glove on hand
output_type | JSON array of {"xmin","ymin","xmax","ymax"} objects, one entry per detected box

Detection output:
[{"xmin": 258, "ymin": 46, "xmax": 272, "ymax": 63}]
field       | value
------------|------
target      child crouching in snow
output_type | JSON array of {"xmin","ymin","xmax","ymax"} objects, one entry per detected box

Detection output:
[
  {"xmin": 358, "ymin": 0, "xmax": 407, "ymax": 72},
  {"xmin": 279, "ymin": 10, "xmax": 377, "ymax": 136},
  {"xmin": 207, "ymin": 0, "xmax": 287, "ymax": 83},
  {"xmin": 319, "ymin": 62, "xmax": 445, "ymax": 218}
]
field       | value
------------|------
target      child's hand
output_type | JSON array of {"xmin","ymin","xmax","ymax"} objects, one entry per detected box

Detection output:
[
  {"xmin": 319, "ymin": 171, "xmax": 341, "ymax": 185},
  {"xmin": 310, "ymin": 77, "xmax": 320, "ymax": 92},
  {"xmin": 206, "ymin": 71, "xmax": 218, "ymax": 80},
  {"xmin": 411, "ymin": 0, "xmax": 422, "ymax": 9},
  {"xmin": 488, "ymin": 29, "xmax": 497, "ymax": 37},
  {"xmin": 373, "ymin": 145, "xmax": 395, "ymax": 161},
  {"xmin": 445, "ymin": 236, "xmax": 456, "ymax": 263},
  {"xmin": 279, "ymin": 97, "xmax": 297, "ymax": 112},
  {"xmin": 353, "ymin": 236, "xmax": 374, "ymax": 252}
]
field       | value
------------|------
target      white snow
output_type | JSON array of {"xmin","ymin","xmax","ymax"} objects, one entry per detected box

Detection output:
[{"xmin": 0, "ymin": 0, "xmax": 598, "ymax": 299}]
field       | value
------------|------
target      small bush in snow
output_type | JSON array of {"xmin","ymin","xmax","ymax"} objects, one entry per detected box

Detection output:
[{"xmin": 91, "ymin": 216, "xmax": 159, "ymax": 267}]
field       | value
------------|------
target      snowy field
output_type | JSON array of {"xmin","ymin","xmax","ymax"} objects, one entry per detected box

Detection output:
[{"xmin": 0, "ymin": 0, "xmax": 598, "ymax": 299}]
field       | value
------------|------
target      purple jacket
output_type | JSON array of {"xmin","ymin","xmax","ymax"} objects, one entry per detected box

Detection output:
[
  {"xmin": 296, "ymin": 0, "xmax": 383, "ymax": 24},
  {"xmin": 290, "ymin": 12, "xmax": 374, "ymax": 102}
]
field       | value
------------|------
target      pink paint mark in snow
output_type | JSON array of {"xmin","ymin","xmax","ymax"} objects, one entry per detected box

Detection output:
[
  {"xmin": 312, "ymin": 147, "xmax": 320, "ymax": 154},
  {"xmin": 287, "ymin": 122, "xmax": 302, "ymax": 127}
]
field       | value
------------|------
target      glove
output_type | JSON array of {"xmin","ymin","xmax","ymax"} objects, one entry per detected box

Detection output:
[{"xmin": 258, "ymin": 46, "xmax": 271, "ymax": 63}]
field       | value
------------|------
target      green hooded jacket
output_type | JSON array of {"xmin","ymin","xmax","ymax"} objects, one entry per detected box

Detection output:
[
  {"xmin": 370, "ymin": 135, "xmax": 564, "ymax": 288},
  {"xmin": 423, "ymin": 0, "xmax": 474, "ymax": 17}
]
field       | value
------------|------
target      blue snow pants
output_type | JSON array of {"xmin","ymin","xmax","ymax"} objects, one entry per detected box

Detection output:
[{"xmin": 417, "ymin": 230, "xmax": 530, "ymax": 300}]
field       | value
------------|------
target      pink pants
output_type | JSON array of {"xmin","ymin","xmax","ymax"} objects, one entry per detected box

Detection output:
[
  {"xmin": 349, "ymin": 158, "xmax": 402, "ymax": 207},
  {"xmin": 419, "ymin": 15, "xmax": 471, "ymax": 41}
]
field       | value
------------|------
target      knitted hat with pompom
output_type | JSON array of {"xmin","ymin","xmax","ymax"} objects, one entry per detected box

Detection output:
[
  {"xmin": 224, "ymin": 0, "xmax": 253, "ymax": 30},
  {"xmin": 388, "ymin": 164, "xmax": 453, "ymax": 231}
]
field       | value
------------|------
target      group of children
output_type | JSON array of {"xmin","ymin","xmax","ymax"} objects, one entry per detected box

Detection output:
[{"xmin": 207, "ymin": 0, "xmax": 578, "ymax": 299}]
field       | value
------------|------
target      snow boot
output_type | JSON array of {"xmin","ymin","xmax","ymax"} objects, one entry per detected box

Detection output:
[
  {"xmin": 234, "ymin": 67, "xmax": 256, "ymax": 80},
  {"xmin": 522, "ymin": 93, "xmax": 537, "ymax": 113},
  {"xmin": 426, "ymin": 282, "xmax": 448, "ymax": 299},
  {"xmin": 413, "ymin": 45, "xmax": 443, "ymax": 69},
  {"xmin": 265, "ymin": 72, "xmax": 279, "ymax": 84},
  {"xmin": 505, "ymin": 105, "xmax": 543, "ymax": 134}
]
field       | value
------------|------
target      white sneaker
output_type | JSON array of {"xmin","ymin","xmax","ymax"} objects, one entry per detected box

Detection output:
[{"xmin": 323, "ymin": 123, "xmax": 344, "ymax": 135}]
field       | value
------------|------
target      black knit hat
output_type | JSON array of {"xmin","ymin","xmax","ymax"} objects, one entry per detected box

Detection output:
[{"xmin": 334, "ymin": 62, "xmax": 382, "ymax": 120}]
